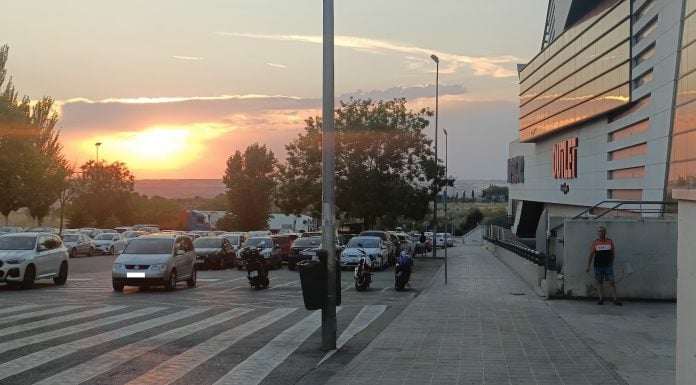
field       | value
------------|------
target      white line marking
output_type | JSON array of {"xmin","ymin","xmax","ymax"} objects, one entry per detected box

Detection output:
[
  {"xmin": 0, "ymin": 305, "xmax": 84, "ymax": 326},
  {"xmin": 196, "ymin": 278, "xmax": 220, "ymax": 282},
  {"xmin": 213, "ymin": 310, "xmax": 329, "ymax": 385},
  {"xmin": 0, "ymin": 307, "xmax": 165, "ymax": 354},
  {"xmin": 65, "ymin": 278, "xmax": 94, "ymax": 282},
  {"xmin": 127, "ymin": 308, "xmax": 297, "ymax": 385},
  {"xmin": 0, "ymin": 307, "xmax": 208, "ymax": 381},
  {"xmin": 380, "ymin": 287, "xmax": 391, "ymax": 292},
  {"xmin": 0, "ymin": 306, "xmax": 125, "ymax": 338},
  {"xmin": 0, "ymin": 304, "xmax": 42, "ymax": 315},
  {"xmin": 317, "ymin": 305, "xmax": 387, "ymax": 366},
  {"xmin": 36, "ymin": 307, "xmax": 252, "ymax": 385},
  {"xmin": 267, "ymin": 280, "xmax": 300, "ymax": 290}
]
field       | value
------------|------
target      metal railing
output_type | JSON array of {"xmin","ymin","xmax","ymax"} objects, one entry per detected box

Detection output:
[{"xmin": 484, "ymin": 225, "xmax": 544, "ymax": 266}]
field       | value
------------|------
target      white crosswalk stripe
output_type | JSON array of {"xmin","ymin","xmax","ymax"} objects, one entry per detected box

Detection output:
[
  {"xmin": 0, "ymin": 306, "xmax": 166, "ymax": 354},
  {"xmin": 0, "ymin": 307, "xmax": 208, "ymax": 380},
  {"xmin": 127, "ymin": 307, "xmax": 297, "ymax": 385},
  {"xmin": 213, "ymin": 310, "xmax": 326, "ymax": 385},
  {"xmin": 0, "ymin": 305, "xmax": 125, "ymax": 338},
  {"xmin": 35, "ymin": 307, "xmax": 253, "ymax": 385},
  {"xmin": 1, "ymin": 304, "xmax": 42, "ymax": 314},
  {"xmin": 0, "ymin": 303, "xmax": 387, "ymax": 385},
  {"xmin": 0, "ymin": 305, "xmax": 85, "ymax": 325}
]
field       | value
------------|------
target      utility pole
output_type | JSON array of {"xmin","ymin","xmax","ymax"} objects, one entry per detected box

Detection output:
[{"xmin": 321, "ymin": 0, "xmax": 337, "ymax": 351}]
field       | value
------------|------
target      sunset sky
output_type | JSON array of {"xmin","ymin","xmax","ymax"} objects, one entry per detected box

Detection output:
[{"xmin": 1, "ymin": 1, "xmax": 547, "ymax": 180}]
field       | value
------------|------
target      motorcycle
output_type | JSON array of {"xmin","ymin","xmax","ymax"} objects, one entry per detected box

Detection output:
[
  {"xmin": 354, "ymin": 249, "xmax": 372, "ymax": 291},
  {"xmin": 394, "ymin": 251, "xmax": 413, "ymax": 291},
  {"xmin": 241, "ymin": 246, "xmax": 269, "ymax": 289}
]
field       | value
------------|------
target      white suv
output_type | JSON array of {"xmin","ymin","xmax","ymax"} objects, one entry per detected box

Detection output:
[{"xmin": 0, "ymin": 232, "xmax": 69, "ymax": 289}]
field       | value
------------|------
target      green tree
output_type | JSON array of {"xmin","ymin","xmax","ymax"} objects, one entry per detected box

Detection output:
[
  {"xmin": 130, "ymin": 194, "xmax": 184, "ymax": 229},
  {"xmin": 462, "ymin": 207, "xmax": 484, "ymax": 233},
  {"xmin": 0, "ymin": 45, "xmax": 70, "ymax": 225},
  {"xmin": 223, "ymin": 143, "xmax": 277, "ymax": 231},
  {"xmin": 67, "ymin": 160, "xmax": 135, "ymax": 227},
  {"xmin": 279, "ymin": 98, "xmax": 444, "ymax": 228}
]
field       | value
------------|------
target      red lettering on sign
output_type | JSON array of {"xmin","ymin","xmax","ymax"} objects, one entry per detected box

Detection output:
[{"xmin": 552, "ymin": 138, "xmax": 577, "ymax": 179}]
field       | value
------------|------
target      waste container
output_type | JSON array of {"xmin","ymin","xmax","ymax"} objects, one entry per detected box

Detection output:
[{"xmin": 298, "ymin": 249, "xmax": 341, "ymax": 310}]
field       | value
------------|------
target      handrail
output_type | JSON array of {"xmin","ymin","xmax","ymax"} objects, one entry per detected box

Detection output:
[{"xmin": 549, "ymin": 200, "xmax": 676, "ymax": 234}]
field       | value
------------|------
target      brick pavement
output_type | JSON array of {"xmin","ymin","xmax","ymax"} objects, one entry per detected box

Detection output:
[{"xmin": 327, "ymin": 245, "xmax": 629, "ymax": 385}]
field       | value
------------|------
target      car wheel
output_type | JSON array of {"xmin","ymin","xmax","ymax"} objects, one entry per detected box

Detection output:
[
  {"xmin": 112, "ymin": 281, "xmax": 124, "ymax": 292},
  {"xmin": 69, "ymin": 248, "xmax": 77, "ymax": 258},
  {"xmin": 109, "ymin": 246, "xmax": 115, "ymax": 255},
  {"xmin": 165, "ymin": 269, "xmax": 177, "ymax": 291},
  {"xmin": 187, "ymin": 266, "xmax": 197, "ymax": 287},
  {"xmin": 87, "ymin": 247, "xmax": 94, "ymax": 257},
  {"xmin": 53, "ymin": 261, "xmax": 68, "ymax": 285},
  {"xmin": 20, "ymin": 264, "xmax": 36, "ymax": 290}
]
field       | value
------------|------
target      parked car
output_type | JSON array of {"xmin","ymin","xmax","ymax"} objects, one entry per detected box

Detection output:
[
  {"xmin": 0, "ymin": 227, "xmax": 24, "ymax": 234},
  {"xmin": 122, "ymin": 230, "xmax": 146, "ymax": 245},
  {"xmin": 435, "ymin": 233, "xmax": 454, "ymax": 248},
  {"xmin": 359, "ymin": 230, "xmax": 396, "ymax": 263},
  {"xmin": 0, "ymin": 232, "xmax": 69, "ymax": 289},
  {"xmin": 220, "ymin": 233, "xmax": 245, "ymax": 252},
  {"xmin": 235, "ymin": 237, "xmax": 282, "ymax": 270},
  {"xmin": 297, "ymin": 241, "xmax": 344, "ymax": 265},
  {"xmin": 78, "ymin": 228, "xmax": 103, "ymax": 239},
  {"xmin": 287, "ymin": 236, "xmax": 321, "ymax": 270},
  {"xmin": 193, "ymin": 236, "xmax": 235, "ymax": 269},
  {"xmin": 272, "ymin": 233, "xmax": 299, "ymax": 263},
  {"xmin": 395, "ymin": 232, "xmax": 416, "ymax": 256},
  {"xmin": 93, "ymin": 233, "xmax": 128, "ymax": 255},
  {"xmin": 112, "ymin": 234, "xmax": 197, "ymax": 291},
  {"xmin": 61, "ymin": 233, "xmax": 95, "ymax": 258},
  {"xmin": 340, "ymin": 236, "xmax": 388, "ymax": 270},
  {"xmin": 114, "ymin": 226, "xmax": 133, "ymax": 234}
]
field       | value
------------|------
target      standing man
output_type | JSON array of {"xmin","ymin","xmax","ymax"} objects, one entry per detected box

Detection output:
[
  {"xmin": 418, "ymin": 231, "xmax": 427, "ymax": 257},
  {"xmin": 586, "ymin": 226, "xmax": 622, "ymax": 306}
]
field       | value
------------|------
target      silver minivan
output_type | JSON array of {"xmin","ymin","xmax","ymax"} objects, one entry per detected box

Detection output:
[{"xmin": 112, "ymin": 234, "xmax": 196, "ymax": 292}]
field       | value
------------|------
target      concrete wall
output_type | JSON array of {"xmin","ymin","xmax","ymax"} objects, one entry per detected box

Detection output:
[
  {"xmin": 562, "ymin": 219, "xmax": 677, "ymax": 299},
  {"xmin": 462, "ymin": 226, "xmax": 483, "ymax": 245},
  {"xmin": 673, "ymin": 190, "xmax": 696, "ymax": 385},
  {"xmin": 483, "ymin": 240, "xmax": 543, "ymax": 293}
]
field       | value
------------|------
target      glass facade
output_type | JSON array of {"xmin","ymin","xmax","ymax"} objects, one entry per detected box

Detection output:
[
  {"xmin": 519, "ymin": 1, "xmax": 631, "ymax": 142},
  {"xmin": 668, "ymin": 0, "xmax": 696, "ymax": 197}
]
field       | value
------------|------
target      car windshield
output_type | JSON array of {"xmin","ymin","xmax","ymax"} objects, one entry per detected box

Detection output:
[
  {"xmin": 62, "ymin": 235, "xmax": 79, "ymax": 242},
  {"xmin": 123, "ymin": 238, "xmax": 173, "ymax": 254},
  {"xmin": 95, "ymin": 234, "xmax": 115, "ymax": 240},
  {"xmin": 194, "ymin": 238, "xmax": 222, "ymax": 248},
  {"xmin": 122, "ymin": 231, "xmax": 140, "ymax": 238},
  {"xmin": 347, "ymin": 237, "xmax": 379, "ymax": 248},
  {"xmin": 0, "ymin": 236, "xmax": 35, "ymax": 250},
  {"xmin": 292, "ymin": 238, "xmax": 320, "ymax": 247},
  {"xmin": 244, "ymin": 238, "xmax": 272, "ymax": 248},
  {"xmin": 222, "ymin": 235, "xmax": 240, "ymax": 244}
]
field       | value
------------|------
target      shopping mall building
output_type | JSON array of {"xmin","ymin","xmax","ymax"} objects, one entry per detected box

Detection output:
[{"xmin": 508, "ymin": 0, "xmax": 696, "ymax": 235}]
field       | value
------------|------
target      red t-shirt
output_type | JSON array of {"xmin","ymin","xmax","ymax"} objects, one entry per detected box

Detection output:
[{"xmin": 591, "ymin": 238, "xmax": 614, "ymax": 267}]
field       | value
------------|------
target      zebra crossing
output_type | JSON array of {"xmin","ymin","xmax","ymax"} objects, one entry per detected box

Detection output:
[{"xmin": 0, "ymin": 302, "xmax": 388, "ymax": 385}]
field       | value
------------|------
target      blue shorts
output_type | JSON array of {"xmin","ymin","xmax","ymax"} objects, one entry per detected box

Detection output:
[{"xmin": 594, "ymin": 266, "xmax": 614, "ymax": 283}]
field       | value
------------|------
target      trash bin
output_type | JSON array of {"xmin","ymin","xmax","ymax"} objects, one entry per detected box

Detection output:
[{"xmin": 298, "ymin": 249, "xmax": 341, "ymax": 310}]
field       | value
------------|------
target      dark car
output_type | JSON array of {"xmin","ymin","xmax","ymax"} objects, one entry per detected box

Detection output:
[
  {"xmin": 193, "ymin": 237, "xmax": 235, "ymax": 269},
  {"xmin": 287, "ymin": 237, "xmax": 321, "ymax": 270},
  {"xmin": 272, "ymin": 233, "xmax": 298, "ymax": 263},
  {"xmin": 235, "ymin": 237, "xmax": 282, "ymax": 270}
]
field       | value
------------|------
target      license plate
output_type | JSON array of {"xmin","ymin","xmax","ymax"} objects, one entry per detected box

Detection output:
[
  {"xmin": 249, "ymin": 271, "xmax": 258, "ymax": 278},
  {"xmin": 127, "ymin": 272, "xmax": 146, "ymax": 278}
]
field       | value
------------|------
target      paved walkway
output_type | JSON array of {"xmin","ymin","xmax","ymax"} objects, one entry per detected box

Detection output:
[{"xmin": 325, "ymin": 244, "xmax": 675, "ymax": 385}]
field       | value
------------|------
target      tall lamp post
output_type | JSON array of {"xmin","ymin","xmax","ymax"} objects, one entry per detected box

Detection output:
[
  {"xmin": 431, "ymin": 53, "xmax": 439, "ymax": 259},
  {"xmin": 95, "ymin": 142, "xmax": 102, "ymax": 163},
  {"xmin": 443, "ymin": 128, "xmax": 448, "ymax": 284}
]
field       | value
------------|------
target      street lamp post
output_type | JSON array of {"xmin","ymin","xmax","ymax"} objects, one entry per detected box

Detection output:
[
  {"xmin": 95, "ymin": 142, "xmax": 102, "ymax": 163},
  {"xmin": 443, "ymin": 128, "xmax": 448, "ymax": 284},
  {"xmin": 431, "ymin": 53, "xmax": 439, "ymax": 259}
]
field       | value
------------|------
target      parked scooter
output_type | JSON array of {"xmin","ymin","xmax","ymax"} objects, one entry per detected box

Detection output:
[
  {"xmin": 241, "ymin": 245, "xmax": 269, "ymax": 289},
  {"xmin": 354, "ymin": 249, "xmax": 373, "ymax": 291},
  {"xmin": 394, "ymin": 251, "xmax": 413, "ymax": 291}
]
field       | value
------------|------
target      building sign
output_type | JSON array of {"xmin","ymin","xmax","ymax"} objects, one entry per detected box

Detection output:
[
  {"xmin": 507, "ymin": 156, "xmax": 525, "ymax": 184},
  {"xmin": 552, "ymin": 137, "xmax": 577, "ymax": 179}
]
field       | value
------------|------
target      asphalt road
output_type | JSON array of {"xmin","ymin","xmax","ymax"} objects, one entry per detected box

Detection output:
[{"xmin": 0, "ymin": 250, "xmax": 445, "ymax": 385}]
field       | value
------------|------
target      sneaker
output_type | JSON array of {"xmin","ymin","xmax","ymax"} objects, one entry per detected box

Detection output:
[
  {"xmin": 597, "ymin": 299, "xmax": 604, "ymax": 305},
  {"xmin": 614, "ymin": 300, "xmax": 623, "ymax": 306}
]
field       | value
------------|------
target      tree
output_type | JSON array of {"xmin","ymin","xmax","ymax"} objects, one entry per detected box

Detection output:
[
  {"xmin": 279, "ymin": 98, "xmax": 444, "ymax": 228},
  {"xmin": 67, "ymin": 160, "xmax": 135, "ymax": 228},
  {"xmin": 130, "ymin": 194, "xmax": 184, "ymax": 229},
  {"xmin": 462, "ymin": 207, "xmax": 484, "ymax": 233},
  {"xmin": 223, "ymin": 143, "xmax": 277, "ymax": 231},
  {"xmin": 481, "ymin": 185, "xmax": 509, "ymax": 202},
  {"xmin": 0, "ymin": 45, "xmax": 70, "ymax": 225}
]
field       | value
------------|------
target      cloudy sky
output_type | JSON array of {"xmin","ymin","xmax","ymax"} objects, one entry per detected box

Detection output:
[{"xmin": 1, "ymin": 0, "xmax": 547, "ymax": 179}]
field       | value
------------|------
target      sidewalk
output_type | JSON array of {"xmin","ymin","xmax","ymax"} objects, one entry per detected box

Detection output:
[{"xmin": 325, "ymin": 244, "xmax": 675, "ymax": 385}]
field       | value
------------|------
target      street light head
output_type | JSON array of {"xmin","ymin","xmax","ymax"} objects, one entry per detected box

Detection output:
[
  {"xmin": 95, "ymin": 142, "xmax": 102, "ymax": 146},
  {"xmin": 430, "ymin": 54, "xmax": 439, "ymax": 63},
  {"xmin": 443, "ymin": 129, "xmax": 448, "ymax": 135}
]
